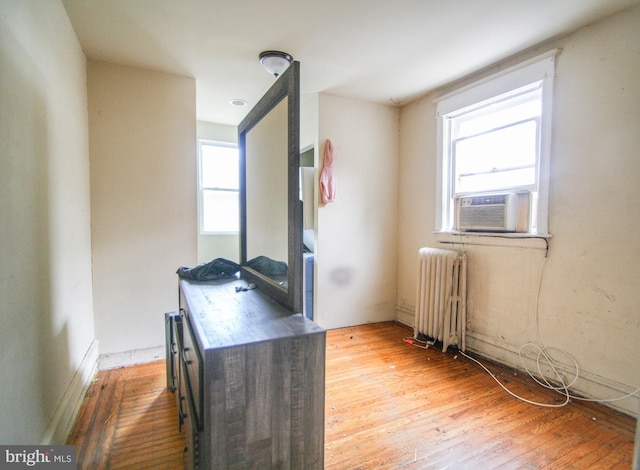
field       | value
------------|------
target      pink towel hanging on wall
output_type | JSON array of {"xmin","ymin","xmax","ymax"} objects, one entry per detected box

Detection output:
[{"xmin": 320, "ymin": 139, "xmax": 336, "ymax": 204}]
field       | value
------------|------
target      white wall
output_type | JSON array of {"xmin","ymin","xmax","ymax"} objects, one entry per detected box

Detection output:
[
  {"xmin": 196, "ymin": 121, "xmax": 239, "ymax": 263},
  {"xmin": 316, "ymin": 94, "xmax": 400, "ymax": 329},
  {"xmin": 397, "ymin": 6, "xmax": 640, "ymax": 415},
  {"xmin": 197, "ymin": 121, "xmax": 237, "ymax": 144},
  {"xmin": 88, "ymin": 61, "xmax": 197, "ymax": 354},
  {"xmin": 0, "ymin": 0, "xmax": 96, "ymax": 443}
]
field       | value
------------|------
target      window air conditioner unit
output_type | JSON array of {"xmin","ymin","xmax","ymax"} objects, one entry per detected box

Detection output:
[{"xmin": 454, "ymin": 191, "xmax": 530, "ymax": 232}]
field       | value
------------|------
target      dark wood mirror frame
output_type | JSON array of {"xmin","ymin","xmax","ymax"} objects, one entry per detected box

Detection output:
[{"xmin": 238, "ymin": 61, "xmax": 302, "ymax": 313}]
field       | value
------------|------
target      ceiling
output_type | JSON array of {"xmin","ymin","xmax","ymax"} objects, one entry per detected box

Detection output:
[{"xmin": 62, "ymin": 0, "xmax": 638, "ymax": 126}]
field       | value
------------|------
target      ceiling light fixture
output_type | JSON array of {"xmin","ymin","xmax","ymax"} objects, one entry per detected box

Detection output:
[{"xmin": 259, "ymin": 50, "xmax": 293, "ymax": 77}]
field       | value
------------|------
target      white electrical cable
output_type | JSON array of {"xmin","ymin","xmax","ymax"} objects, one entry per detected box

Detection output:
[
  {"xmin": 518, "ymin": 255, "xmax": 640, "ymax": 405},
  {"xmin": 407, "ymin": 248, "xmax": 640, "ymax": 408},
  {"xmin": 458, "ymin": 349, "xmax": 570, "ymax": 407}
]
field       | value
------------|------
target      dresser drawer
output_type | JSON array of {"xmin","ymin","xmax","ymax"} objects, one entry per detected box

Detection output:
[
  {"xmin": 179, "ymin": 357, "xmax": 202, "ymax": 470},
  {"xmin": 180, "ymin": 309, "xmax": 203, "ymax": 429},
  {"xmin": 164, "ymin": 311, "xmax": 181, "ymax": 392}
]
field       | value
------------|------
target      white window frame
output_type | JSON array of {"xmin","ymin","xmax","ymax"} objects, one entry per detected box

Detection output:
[
  {"xmin": 436, "ymin": 51, "xmax": 557, "ymax": 236},
  {"xmin": 198, "ymin": 139, "xmax": 239, "ymax": 235}
]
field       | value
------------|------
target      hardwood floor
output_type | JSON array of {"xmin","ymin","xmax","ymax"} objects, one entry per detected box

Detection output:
[
  {"xmin": 67, "ymin": 360, "xmax": 185, "ymax": 469},
  {"xmin": 68, "ymin": 322, "xmax": 636, "ymax": 469}
]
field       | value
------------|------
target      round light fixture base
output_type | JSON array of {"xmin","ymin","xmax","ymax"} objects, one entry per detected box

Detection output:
[{"xmin": 229, "ymin": 98, "xmax": 248, "ymax": 107}]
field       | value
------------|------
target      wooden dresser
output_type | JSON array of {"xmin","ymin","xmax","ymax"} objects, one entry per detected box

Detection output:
[{"xmin": 173, "ymin": 277, "xmax": 325, "ymax": 469}]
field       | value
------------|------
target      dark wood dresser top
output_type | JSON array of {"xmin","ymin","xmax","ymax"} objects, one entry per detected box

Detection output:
[{"xmin": 179, "ymin": 277, "xmax": 324, "ymax": 350}]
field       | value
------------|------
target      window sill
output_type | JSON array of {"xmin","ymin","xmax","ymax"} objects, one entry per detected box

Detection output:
[
  {"xmin": 200, "ymin": 231, "xmax": 240, "ymax": 236},
  {"xmin": 434, "ymin": 231, "xmax": 550, "ymax": 252}
]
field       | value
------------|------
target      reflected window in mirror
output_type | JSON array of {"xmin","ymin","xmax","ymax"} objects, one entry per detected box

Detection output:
[{"xmin": 198, "ymin": 140, "xmax": 239, "ymax": 233}]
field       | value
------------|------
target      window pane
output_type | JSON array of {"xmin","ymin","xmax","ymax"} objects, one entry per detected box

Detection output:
[
  {"xmin": 201, "ymin": 144, "xmax": 239, "ymax": 189},
  {"xmin": 202, "ymin": 190, "xmax": 239, "ymax": 232},
  {"xmin": 457, "ymin": 167, "xmax": 536, "ymax": 193},
  {"xmin": 454, "ymin": 120, "xmax": 537, "ymax": 193},
  {"xmin": 456, "ymin": 92, "xmax": 540, "ymax": 139}
]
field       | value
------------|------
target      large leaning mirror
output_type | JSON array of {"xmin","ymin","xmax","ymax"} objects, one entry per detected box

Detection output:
[{"xmin": 238, "ymin": 61, "xmax": 302, "ymax": 312}]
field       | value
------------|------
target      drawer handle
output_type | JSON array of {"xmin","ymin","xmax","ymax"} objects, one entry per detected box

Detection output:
[
  {"xmin": 182, "ymin": 348, "xmax": 192, "ymax": 365},
  {"xmin": 179, "ymin": 396, "xmax": 187, "ymax": 432}
]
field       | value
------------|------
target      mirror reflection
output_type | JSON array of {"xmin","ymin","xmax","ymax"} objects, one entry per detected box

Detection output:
[{"xmin": 245, "ymin": 97, "xmax": 289, "ymax": 288}]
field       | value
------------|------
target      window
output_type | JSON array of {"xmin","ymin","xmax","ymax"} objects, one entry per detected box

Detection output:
[
  {"xmin": 198, "ymin": 140, "xmax": 239, "ymax": 233},
  {"xmin": 437, "ymin": 51, "xmax": 556, "ymax": 235}
]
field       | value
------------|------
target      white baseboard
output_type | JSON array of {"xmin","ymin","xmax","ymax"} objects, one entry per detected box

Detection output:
[
  {"xmin": 97, "ymin": 345, "xmax": 165, "ymax": 371},
  {"xmin": 395, "ymin": 305, "xmax": 414, "ymax": 329},
  {"xmin": 40, "ymin": 339, "xmax": 99, "ymax": 445}
]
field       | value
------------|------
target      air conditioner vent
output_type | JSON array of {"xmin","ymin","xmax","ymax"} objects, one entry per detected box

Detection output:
[{"xmin": 455, "ymin": 191, "xmax": 530, "ymax": 232}]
